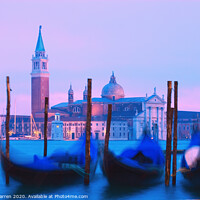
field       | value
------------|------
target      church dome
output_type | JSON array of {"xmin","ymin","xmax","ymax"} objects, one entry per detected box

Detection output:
[{"xmin": 101, "ymin": 72, "xmax": 125, "ymax": 100}]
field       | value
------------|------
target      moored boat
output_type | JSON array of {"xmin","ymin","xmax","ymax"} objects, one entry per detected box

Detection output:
[
  {"xmin": 181, "ymin": 131, "xmax": 200, "ymax": 185},
  {"xmin": 1, "ymin": 137, "xmax": 98, "ymax": 185},
  {"xmin": 100, "ymin": 134, "xmax": 165, "ymax": 186}
]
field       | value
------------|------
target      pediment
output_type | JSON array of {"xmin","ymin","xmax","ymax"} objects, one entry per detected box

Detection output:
[{"xmin": 146, "ymin": 95, "xmax": 165, "ymax": 104}]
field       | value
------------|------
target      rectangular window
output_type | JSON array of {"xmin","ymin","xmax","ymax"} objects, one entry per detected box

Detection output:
[
  {"xmin": 35, "ymin": 62, "xmax": 39, "ymax": 69},
  {"xmin": 96, "ymin": 123, "xmax": 98, "ymax": 126},
  {"xmin": 102, "ymin": 127, "xmax": 104, "ymax": 131},
  {"xmin": 42, "ymin": 62, "xmax": 46, "ymax": 69},
  {"xmin": 102, "ymin": 132, "xmax": 104, "ymax": 137}
]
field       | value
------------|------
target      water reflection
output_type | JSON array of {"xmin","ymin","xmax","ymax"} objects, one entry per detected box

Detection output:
[
  {"xmin": 101, "ymin": 185, "xmax": 145, "ymax": 199},
  {"xmin": 181, "ymin": 180, "xmax": 200, "ymax": 199},
  {"xmin": 100, "ymin": 181, "xmax": 164, "ymax": 200}
]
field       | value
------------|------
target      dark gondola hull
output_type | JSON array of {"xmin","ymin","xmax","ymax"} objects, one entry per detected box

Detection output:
[
  {"xmin": 101, "ymin": 151, "xmax": 164, "ymax": 186},
  {"xmin": 1, "ymin": 153, "xmax": 97, "ymax": 185},
  {"xmin": 180, "ymin": 132, "xmax": 200, "ymax": 185},
  {"xmin": 182, "ymin": 168, "xmax": 200, "ymax": 185}
]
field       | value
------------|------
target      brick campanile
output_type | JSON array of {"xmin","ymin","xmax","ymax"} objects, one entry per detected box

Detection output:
[{"xmin": 31, "ymin": 26, "xmax": 49, "ymax": 117}]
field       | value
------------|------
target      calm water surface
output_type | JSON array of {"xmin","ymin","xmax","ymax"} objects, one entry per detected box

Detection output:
[{"xmin": 0, "ymin": 140, "xmax": 200, "ymax": 200}]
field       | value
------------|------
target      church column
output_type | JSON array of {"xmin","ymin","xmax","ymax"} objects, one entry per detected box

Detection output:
[
  {"xmin": 157, "ymin": 107, "xmax": 159, "ymax": 139},
  {"xmin": 149, "ymin": 107, "xmax": 152, "ymax": 135},
  {"xmin": 161, "ymin": 107, "xmax": 164, "ymax": 139},
  {"xmin": 144, "ymin": 103, "xmax": 147, "ymax": 127}
]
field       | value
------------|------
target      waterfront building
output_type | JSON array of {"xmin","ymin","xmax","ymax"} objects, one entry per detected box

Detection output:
[
  {"xmin": 29, "ymin": 26, "xmax": 167, "ymax": 140},
  {"xmin": 51, "ymin": 113, "xmax": 63, "ymax": 140},
  {"xmin": 177, "ymin": 111, "xmax": 200, "ymax": 140},
  {"xmin": 1, "ymin": 26, "xmax": 199, "ymax": 141},
  {"xmin": 61, "ymin": 117, "xmax": 129, "ymax": 140},
  {"xmin": 51, "ymin": 73, "xmax": 167, "ymax": 140}
]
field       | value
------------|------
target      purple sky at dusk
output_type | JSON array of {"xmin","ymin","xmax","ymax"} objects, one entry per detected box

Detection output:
[{"xmin": 1, "ymin": 0, "xmax": 200, "ymax": 115}]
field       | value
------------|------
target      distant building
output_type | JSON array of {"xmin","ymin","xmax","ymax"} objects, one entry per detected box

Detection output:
[
  {"xmin": 29, "ymin": 26, "xmax": 167, "ymax": 140},
  {"xmin": 3, "ymin": 26, "xmax": 199, "ymax": 141},
  {"xmin": 51, "ymin": 73, "xmax": 167, "ymax": 140},
  {"xmin": 31, "ymin": 25, "xmax": 49, "ymax": 117},
  {"xmin": 61, "ymin": 116, "xmax": 129, "ymax": 140},
  {"xmin": 0, "ymin": 115, "xmax": 6, "ymax": 138},
  {"xmin": 51, "ymin": 113, "xmax": 63, "ymax": 140},
  {"xmin": 177, "ymin": 111, "xmax": 200, "ymax": 140},
  {"xmin": 133, "ymin": 92, "xmax": 166, "ymax": 140}
]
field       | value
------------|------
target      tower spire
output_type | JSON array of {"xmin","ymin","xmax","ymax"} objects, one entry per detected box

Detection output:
[
  {"xmin": 68, "ymin": 84, "xmax": 74, "ymax": 104},
  {"xmin": 35, "ymin": 25, "xmax": 45, "ymax": 52},
  {"xmin": 83, "ymin": 85, "xmax": 88, "ymax": 100}
]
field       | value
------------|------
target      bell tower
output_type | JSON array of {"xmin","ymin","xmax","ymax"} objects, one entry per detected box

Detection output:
[
  {"xmin": 83, "ymin": 86, "xmax": 88, "ymax": 100},
  {"xmin": 68, "ymin": 84, "xmax": 74, "ymax": 104},
  {"xmin": 31, "ymin": 25, "xmax": 49, "ymax": 117}
]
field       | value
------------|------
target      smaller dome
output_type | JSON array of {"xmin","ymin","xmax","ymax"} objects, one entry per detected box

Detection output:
[{"xmin": 101, "ymin": 72, "xmax": 125, "ymax": 100}]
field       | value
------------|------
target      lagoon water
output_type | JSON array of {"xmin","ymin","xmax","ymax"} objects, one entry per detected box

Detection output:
[{"xmin": 0, "ymin": 140, "xmax": 200, "ymax": 200}]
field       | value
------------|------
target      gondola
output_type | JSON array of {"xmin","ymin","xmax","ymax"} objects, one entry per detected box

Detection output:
[
  {"xmin": 1, "ymin": 137, "xmax": 98, "ymax": 185},
  {"xmin": 100, "ymin": 134, "xmax": 165, "ymax": 186},
  {"xmin": 181, "ymin": 131, "xmax": 200, "ymax": 185}
]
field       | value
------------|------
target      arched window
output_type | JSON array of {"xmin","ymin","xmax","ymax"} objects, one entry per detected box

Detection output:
[{"xmin": 73, "ymin": 107, "xmax": 81, "ymax": 113}]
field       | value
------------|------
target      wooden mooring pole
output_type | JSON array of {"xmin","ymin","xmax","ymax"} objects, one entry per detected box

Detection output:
[
  {"xmin": 44, "ymin": 97, "xmax": 49, "ymax": 157},
  {"xmin": 172, "ymin": 81, "xmax": 178, "ymax": 185},
  {"xmin": 6, "ymin": 76, "xmax": 11, "ymax": 185},
  {"xmin": 165, "ymin": 81, "xmax": 172, "ymax": 186},
  {"xmin": 104, "ymin": 104, "xmax": 112, "ymax": 153},
  {"xmin": 84, "ymin": 79, "xmax": 92, "ymax": 185}
]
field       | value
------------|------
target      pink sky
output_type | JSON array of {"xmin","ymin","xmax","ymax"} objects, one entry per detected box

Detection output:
[{"xmin": 1, "ymin": 0, "xmax": 200, "ymax": 115}]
